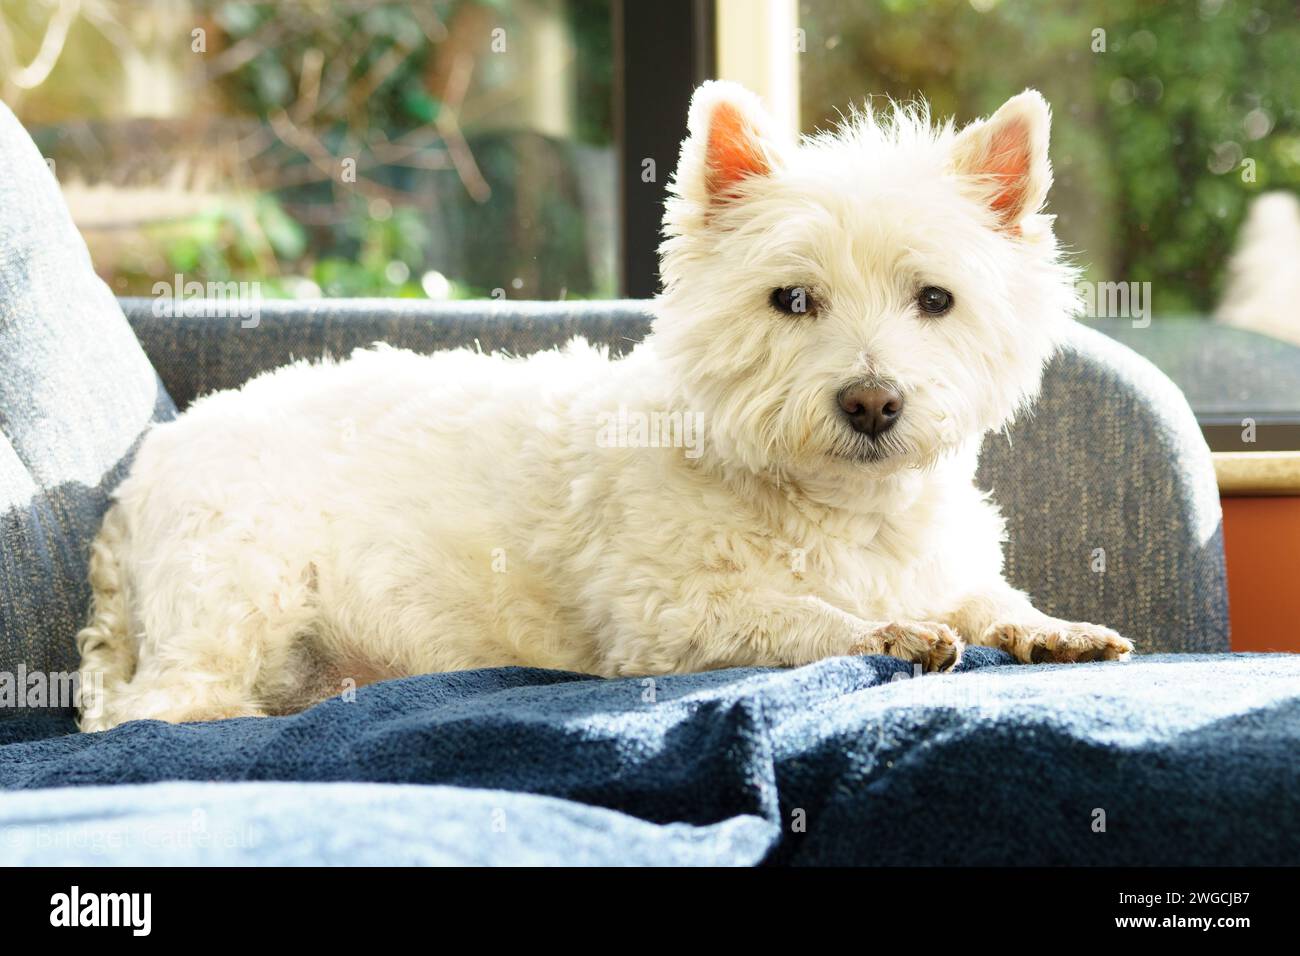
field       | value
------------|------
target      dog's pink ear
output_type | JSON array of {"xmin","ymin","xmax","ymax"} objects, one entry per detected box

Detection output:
[
  {"xmin": 681, "ymin": 81, "xmax": 781, "ymax": 205},
  {"xmin": 952, "ymin": 90, "xmax": 1052, "ymax": 231}
]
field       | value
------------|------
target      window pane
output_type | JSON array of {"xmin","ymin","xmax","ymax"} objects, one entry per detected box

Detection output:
[{"xmin": 6, "ymin": 0, "xmax": 615, "ymax": 300}]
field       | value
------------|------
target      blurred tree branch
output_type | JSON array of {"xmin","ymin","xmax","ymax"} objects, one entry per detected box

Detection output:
[{"xmin": 0, "ymin": 0, "xmax": 80, "ymax": 98}]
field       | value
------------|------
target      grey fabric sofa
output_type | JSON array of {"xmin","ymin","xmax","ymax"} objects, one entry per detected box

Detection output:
[{"xmin": 121, "ymin": 298, "xmax": 1230, "ymax": 657}]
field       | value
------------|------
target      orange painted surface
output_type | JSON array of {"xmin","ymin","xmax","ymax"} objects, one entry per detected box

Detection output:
[{"xmin": 1221, "ymin": 496, "xmax": 1300, "ymax": 652}]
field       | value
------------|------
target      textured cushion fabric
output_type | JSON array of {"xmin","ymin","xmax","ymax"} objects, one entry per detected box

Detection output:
[
  {"xmin": 0, "ymin": 102, "xmax": 175, "ymax": 698},
  {"xmin": 977, "ymin": 323, "xmax": 1228, "ymax": 654},
  {"xmin": 126, "ymin": 301, "xmax": 1228, "ymax": 654},
  {"xmin": 121, "ymin": 297, "xmax": 653, "ymax": 410},
  {"xmin": 2, "ymin": 649, "xmax": 1296, "ymax": 865}
]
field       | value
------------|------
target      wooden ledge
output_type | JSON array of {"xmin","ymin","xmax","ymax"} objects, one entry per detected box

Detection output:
[{"xmin": 1213, "ymin": 451, "xmax": 1300, "ymax": 496}]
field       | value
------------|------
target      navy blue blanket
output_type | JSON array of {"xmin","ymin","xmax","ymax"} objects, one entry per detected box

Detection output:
[{"xmin": 1, "ymin": 650, "xmax": 1298, "ymax": 865}]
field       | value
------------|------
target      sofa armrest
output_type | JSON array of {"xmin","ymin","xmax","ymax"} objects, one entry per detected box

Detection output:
[{"xmin": 977, "ymin": 323, "xmax": 1228, "ymax": 653}]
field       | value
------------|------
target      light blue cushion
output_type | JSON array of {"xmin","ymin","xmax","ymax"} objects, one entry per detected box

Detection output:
[
  {"xmin": 0, "ymin": 102, "xmax": 174, "ymax": 704},
  {"xmin": 0, "ymin": 780, "xmax": 775, "ymax": 865}
]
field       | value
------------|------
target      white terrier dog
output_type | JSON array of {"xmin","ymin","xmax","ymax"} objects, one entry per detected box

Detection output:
[{"xmin": 77, "ymin": 83, "xmax": 1131, "ymax": 731}]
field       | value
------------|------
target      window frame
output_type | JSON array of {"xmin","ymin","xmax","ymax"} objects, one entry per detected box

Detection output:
[{"xmin": 613, "ymin": 0, "xmax": 715, "ymax": 299}]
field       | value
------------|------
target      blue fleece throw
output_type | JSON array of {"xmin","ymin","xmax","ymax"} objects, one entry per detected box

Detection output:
[{"xmin": 0, "ymin": 649, "xmax": 1297, "ymax": 865}]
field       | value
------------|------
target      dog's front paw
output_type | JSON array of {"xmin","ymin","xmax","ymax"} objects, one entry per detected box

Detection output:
[
  {"xmin": 981, "ymin": 619, "xmax": 1133, "ymax": 664},
  {"xmin": 849, "ymin": 621, "xmax": 963, "ymax": 672}
]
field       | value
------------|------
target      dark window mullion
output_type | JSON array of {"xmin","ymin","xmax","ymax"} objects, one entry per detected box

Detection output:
[{"xmin": 614, "ymin": 0, "xmax": 716, "ymax": 299}]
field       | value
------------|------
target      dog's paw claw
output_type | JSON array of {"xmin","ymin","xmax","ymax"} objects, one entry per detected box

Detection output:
[
  {"xmin": 850, "ymin": 621, "xmax": 963, "ymax": 672},
  {"xmin": 982, "ymin": 619, "xmax": 1133, "ymax": 664}
]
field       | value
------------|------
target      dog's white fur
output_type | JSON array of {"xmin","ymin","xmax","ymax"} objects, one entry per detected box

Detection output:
[{"xmin": 77, "ymin": 83, "xmax": 1131, "ymax": 731}]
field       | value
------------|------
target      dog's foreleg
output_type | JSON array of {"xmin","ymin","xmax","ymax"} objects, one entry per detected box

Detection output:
[
  {"xmin": 940, "ymin": 584, "xmax": 1133, "ymax": 663},
  {"xmin": 642, "ymin": 594, "xmax": 961, "ymax": 673}
]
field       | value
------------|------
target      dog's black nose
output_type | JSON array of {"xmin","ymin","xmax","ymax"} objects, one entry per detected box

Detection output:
[{"xmin": 838, "ymin": 383, "xmax": 904, "ymax": 436}]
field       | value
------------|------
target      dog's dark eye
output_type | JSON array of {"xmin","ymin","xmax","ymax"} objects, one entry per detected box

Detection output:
[
  {"xmin": 917, "ymin": 286, "xmax": 953, "ymax": 315},
  {"xmin": 771, "ymin": 286, "xmax": 817, "ymax": 316}
]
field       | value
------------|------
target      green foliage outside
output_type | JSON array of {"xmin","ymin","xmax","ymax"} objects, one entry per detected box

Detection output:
[
  {"xmin": 7, "ymin": 0, "xmax": 615, "ymax": 300},
  {"xmin": 8, "ymin": 0, "xmax": 1292, "ymax": 311}
]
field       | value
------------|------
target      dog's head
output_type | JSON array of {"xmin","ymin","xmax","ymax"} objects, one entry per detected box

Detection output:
[{"xmin": 655, "ymin": 82, "xmax": 1079, "ymax": 488}]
